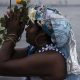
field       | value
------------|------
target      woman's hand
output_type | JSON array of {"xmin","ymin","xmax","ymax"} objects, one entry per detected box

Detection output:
[{"xmin": 5, "ymin": 9, "xmax": 25, "ymax": 39}]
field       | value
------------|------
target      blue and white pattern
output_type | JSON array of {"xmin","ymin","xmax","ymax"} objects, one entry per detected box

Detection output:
[
  {"xmin": 34, "ymin": 6, "xmax": 80, "ymax": 75},
  {"xmin": 27, "ymin": 5, "xmax": 80, "ymax": 80}
]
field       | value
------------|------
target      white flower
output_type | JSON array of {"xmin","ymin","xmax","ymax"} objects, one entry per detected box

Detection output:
[
  {"xmin": 0, "ymin": 23, "xmax": 6, "ymax": 45},
  {"xmin": 0, "ymin": 25, "xmax": 5, "ymax": 30},
  {"xmin": 28, "ymin": 8, "xmax": 36, "ymax": 23},
  {"xmin": 0, "ymin": 34, "xmax": 3, "ymax": 38},
  {"xmin": 25, "ymin": 0, "xmax": 30, "ymax": 3}
]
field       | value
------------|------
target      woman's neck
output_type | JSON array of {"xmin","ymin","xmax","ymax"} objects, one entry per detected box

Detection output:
[{"xmin": 35, "ymin": 41, "xmax": 52, "ymax": 49}]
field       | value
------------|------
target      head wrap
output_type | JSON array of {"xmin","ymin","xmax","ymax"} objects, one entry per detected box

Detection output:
[{"xmin": 32, "ymin": 6, "xmax": 80, "ymax": 75}]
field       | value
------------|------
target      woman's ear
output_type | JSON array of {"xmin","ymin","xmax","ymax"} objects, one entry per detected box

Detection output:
[{"xmin": 34, "ymin": 32, "xmax": 49, "ymax": 47}]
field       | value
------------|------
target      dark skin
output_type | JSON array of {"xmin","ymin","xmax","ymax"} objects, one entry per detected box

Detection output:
[{"xmin": 0, "ymin": 10, "xmax": 67, "ymax": 80}]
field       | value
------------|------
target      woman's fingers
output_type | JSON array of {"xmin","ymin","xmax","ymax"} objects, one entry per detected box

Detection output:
[
  {"xmin": 3, "ymin": 8, "xmax": 25, "ymax": 37},
  {"xmin": 7, "ymin": 10, "xmax": 14, "ymax": 20},
  {"xmin": 15, "ymin": 11, "xmax": 20, "ymax": 21},
  {"xmin": 4, "ymin": 15, "xmax": 10, "ymax": 28},
  {"xmin": 4, "ymin": 15, "xmax": 8, "ymax": 21}
]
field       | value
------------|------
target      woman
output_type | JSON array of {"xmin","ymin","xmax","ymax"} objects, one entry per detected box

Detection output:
[
  {"xmin": 0, "ymin": 5, "xmax": 80, "ymax": 80},
  {"xmin": 0, "ymin": 7, "xmax": 67, "ymax": 80}
]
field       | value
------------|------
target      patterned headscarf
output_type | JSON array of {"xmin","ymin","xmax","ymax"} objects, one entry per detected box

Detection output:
[{"xmin": 29, "ymin": 5, "xmax": 80, "ymax": 74}]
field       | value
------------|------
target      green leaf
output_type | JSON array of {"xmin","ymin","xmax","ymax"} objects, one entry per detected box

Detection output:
[
  {"xmin": 0, "ymin": 38, "xmax": 2, "ymax": 45},
  {"xmin": 0, "ymin": 30, "xmax": 4, "ymax": 34},
  {"xmin": 14, "ymin": 5, "xmax": 19, "ymax": 12}
]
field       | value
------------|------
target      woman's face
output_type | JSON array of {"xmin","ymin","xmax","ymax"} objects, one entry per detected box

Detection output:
[
  {"xmin": 25, "ymin": 21, "xmax": 51, "ymax": 46},
  {"xmin": 25, "ymin": 24, "xmax": 38, "ymax": 45}
]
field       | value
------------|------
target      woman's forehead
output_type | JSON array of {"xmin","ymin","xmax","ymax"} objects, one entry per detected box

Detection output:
[
  {"xmin": 25, "ymin": 24, "xmax": 38, "ymax": 32},
  {"xmin": 29, "ymin": 27, "xmax": 37, "ymax": 33}
]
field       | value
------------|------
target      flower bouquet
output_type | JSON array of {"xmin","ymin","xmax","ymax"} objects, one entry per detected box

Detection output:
[
  {"xmin": 0, "ymin": 0, "xmax": 31, "ymax": 45},
  {"xmin": 0, "ymin": 0, "xmax": 46, "ymax": 46}
]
